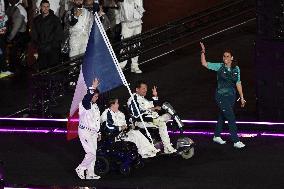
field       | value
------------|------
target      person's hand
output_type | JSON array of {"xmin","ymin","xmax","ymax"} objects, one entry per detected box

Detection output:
[
  {"xmin": 152, "ymin": 86, "xmax": 158, "ymax": 97},
  {"xmin": 34, "ymin": 53, "xmax": 38, "ymax": 59},
  {"xmin": 97, "ymin": 133, "xmax": 102, "ymax": 141},
  {"xmin": 75, "ymin": 8, "xmax": 83, "ymax": 17},
  {"xmin": 150, "ymin": 106, "xmax": 161, "ymax": 111},
  {"xmin": 92, "ymin": 78, "xmax": 99, "ymax": 89},
  {"xmin": 121, "ymin": 125, "xmax": 128, "ymax": 130},
  {"xmin": 240, "ymin": 98, "xmax": 246, "ymax": 108},
  {"xmin": 0, "ymin": 27, "xmax": 6, "ymax": 35},
  {"xmin": 200, "ymin": 42, "xmax": 205, "ymax": 53}
]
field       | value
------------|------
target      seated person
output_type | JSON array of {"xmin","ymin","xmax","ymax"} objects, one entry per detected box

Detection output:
[
  {"xmin": 101, "ymin": 98, "xmax": 159, "ymax": 158},
  {"xmin": 127, "ymin": 80, "xmax": 177, "ymax": 154}
]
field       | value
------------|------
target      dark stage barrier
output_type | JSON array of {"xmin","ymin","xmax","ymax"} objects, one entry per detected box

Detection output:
[{"xmin": 254, "ymin": 39, "xmax": 284, "ymax": 121}]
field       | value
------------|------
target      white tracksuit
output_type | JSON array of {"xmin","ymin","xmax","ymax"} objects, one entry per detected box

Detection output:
[
  {"xmin": 69, "ymin": 8, "xmax": 93, "ymax": 58},
  {"xmin": 101, "ymin": 108, "xmax": 158, "ymax": 158},
  {"xmin": 77, "ymin": 102, "xmax": 100, "ymax": 176},
  {"xmin": 118, "ymin": 0, "xmax": 144, "ymax": 69},
  {"xmin": 127, "ymin": 94, "xmax": 174, "ymax": 150}
]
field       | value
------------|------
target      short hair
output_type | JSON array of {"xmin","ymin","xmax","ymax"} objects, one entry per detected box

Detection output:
[
  {"xmin": 107, "ymin": 98, "xmax": 118, "ymax": 107},
  {"xmin": 40, "ymin": 0, "xmax": 50, "ymax": 6},
  {"xmin": 93, "ymin": 89, "xmax": 100, "ymax": 95},
  {"xmin": 134, "ymin": 80, "xmax": 147, "ymax": 90}
]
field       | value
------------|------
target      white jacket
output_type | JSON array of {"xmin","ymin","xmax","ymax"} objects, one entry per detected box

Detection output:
[
  {"xmin": 79, "ymin": 102, "xmax": 100, "ymax": 133},
  {"xmin": 119, "ymin": 0, "xmax": 144, "ymax": 27},
  {"xmin": 69, "ymin": 8, "xmax": 93, "ymax": 37},
  {"xmin": 101, "ymin": 108, "xmax": 126, "ymax": 131}
]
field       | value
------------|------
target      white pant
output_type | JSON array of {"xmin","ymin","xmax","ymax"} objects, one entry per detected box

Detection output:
[
  {"xmin": 118, "ymin": 130, "xmax": 157, "ymax": 158},
  {"xmin": 69, "ymin": 34, "xmax": 89, "ymax": 58},
  {"xmin": 136, "ymin": 114, "xmax": 172, "ymax": 148},
  {"xmin": 77, "ymin": 128, "xmax": 98, "ymax": 175},
  {"xmin": 120, "ymin": 23, "xmax": 142, "ymax": 67}
]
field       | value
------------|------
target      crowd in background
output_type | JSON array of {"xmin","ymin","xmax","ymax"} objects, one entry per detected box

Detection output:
[{"xmin": 0, "ymin": 0, "xmax": 144, "ymax": 78}]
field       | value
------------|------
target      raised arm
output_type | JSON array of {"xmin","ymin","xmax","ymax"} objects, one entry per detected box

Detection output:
[{"xmin": 200, "ymin": 42, "xmax": 208, "ymax": 68}]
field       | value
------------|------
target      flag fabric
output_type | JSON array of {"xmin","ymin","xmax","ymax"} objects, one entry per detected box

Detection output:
[{"xmin": 67, "ymin": 13, "xmax": 126, "ymax": 140}]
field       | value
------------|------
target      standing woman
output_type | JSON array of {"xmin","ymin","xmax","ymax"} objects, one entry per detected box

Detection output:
[
  {"xmin": 76, "ymin": 78, "xmax": 101, "ymax": 179},
  {"xmin": 200, "ymin": 42, "xmax": 246, "ymax": 149}
]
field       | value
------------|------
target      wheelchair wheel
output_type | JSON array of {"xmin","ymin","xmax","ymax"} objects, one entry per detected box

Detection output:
[
  {"xmin": 181, "ymin": 148, "xmax": 194, "ymax": 159},
  {"xmin": 120, "ymin": 165, "xmax": 131, "ymax": 176},
  {"xmin": 95, "ymin": 156, "xmax": 110, "ymax": 176}
]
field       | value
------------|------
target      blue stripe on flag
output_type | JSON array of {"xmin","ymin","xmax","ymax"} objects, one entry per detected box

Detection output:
[{"xmin": 82, "ymin": 18, "xmax": 123, "ymax": 93}]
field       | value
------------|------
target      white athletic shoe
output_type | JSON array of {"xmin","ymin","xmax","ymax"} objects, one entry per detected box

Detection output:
[
  {"xmin": 164, "ymin": 145, "xmax": 177, "ymax": 154},
  {"xmin": 234, "ymin": 141, "xmax": 245, "ymax": 149},
  {"xmin": 213, "ymin": 136, "xmax": 226, "ymax": 144},
  {"xmin": 86, "ymin": 173, "xmax": 101, "ymax": 180},
  {"xmin": 75, "ymin": 167, "xmax": 85, "ymax": 179},
  {"xmin": 142, "ymin": 152, "xmax": 156, "ymax": 158},
  {"xmin": 120, "ymin": 62, "xmax": 127, "ymax": 70},
  {"xmin": 131, "ymin": 65, "xmax": 142, "ymax": 73}
]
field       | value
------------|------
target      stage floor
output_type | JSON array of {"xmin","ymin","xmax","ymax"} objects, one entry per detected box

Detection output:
[{"xmin": 1, "ymin": 132, "xmax": 284, "ymax": 189}]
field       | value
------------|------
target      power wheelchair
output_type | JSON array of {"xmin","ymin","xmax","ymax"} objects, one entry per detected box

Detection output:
[
  {"xmin": 125, "ymin": 102, "xmax": 195, "ymax": 159},
  {"xmin": 94, "ymin": 122, "xmax": 144, "ymax": 176}
]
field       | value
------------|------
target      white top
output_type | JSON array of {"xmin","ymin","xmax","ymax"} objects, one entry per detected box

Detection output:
[
  {"xmin": 101, "ymin": 108, "xmax": 127, "ymax": 131},
  {"xmin": 79, "ymin": 102, "xmax": 101, "ymax": 133}
]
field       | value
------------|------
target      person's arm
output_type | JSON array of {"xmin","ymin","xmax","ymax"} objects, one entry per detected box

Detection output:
[
  {"xmin": 235, "ymin": 67, "xmax": 246, "ymax": 107},
  {"xmin": 7, "ymin": 9, "xmax": 25, "ymax": 41},
  {"xmin": 82, "ymin": 78, "xmax": 99, "ymax": 110},
  {"xmin": 236, "ymin": 83, "xmax": 245, "ymax": 107},
  {"xmin": 200, "ymin": 42, "xmax": 207, "ymax": 68},
  {"xmin": 68, "ymin": 8, "xmax": 79, "ymax": 26},
  {"xmin": 151, "ymin": 85, "xmax": 161, "ymax": 111}
]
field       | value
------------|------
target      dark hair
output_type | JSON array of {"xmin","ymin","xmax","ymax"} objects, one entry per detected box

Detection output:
[
  {"xmin": 93, "ymin": 89, "xmax": 100, "ymax": 95},
  {"xmin": 40, "ymin": 0, "xmax": 50, "ymax": 6},
  {"xmin": 223, "ymin": 49, "xmax": 238, "ymax": 68},
  {"xmin": 107, "ymin": 98, "xmax": 118, "ymax": 107},
  {"xmin": 134, "ymin": 80, "xmax": 147, "ymax": 90}
]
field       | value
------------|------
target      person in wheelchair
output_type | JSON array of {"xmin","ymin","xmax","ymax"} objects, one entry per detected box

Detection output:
[
  {"xmin": 127, "ymin": 80, "xmax": 187, "ymax": 154},
  {"xmin": 101, "ymin": 98, "xmax": 160, "ymax": 159}
]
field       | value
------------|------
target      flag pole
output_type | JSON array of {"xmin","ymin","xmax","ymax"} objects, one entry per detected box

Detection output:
[{"xmin": 94, "ymin": 13, "xmax": 153, "ymax": 144}]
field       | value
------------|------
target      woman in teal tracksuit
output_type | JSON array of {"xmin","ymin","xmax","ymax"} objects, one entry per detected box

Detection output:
[{"xmin": 200, "ymin": 42, "xmax": 246, "ymax": 148}]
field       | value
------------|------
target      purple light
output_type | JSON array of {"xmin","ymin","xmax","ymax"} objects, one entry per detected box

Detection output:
[
  {"xmin": 1, "ymin": 118, "xmax": 284, "ymax": 126},
  {"xmin": 181, "ymin": 120, "xmax": 284, "ymax": 125},
  {"xmin": 168, "ymin": 131, "xmax": 284, "ymax": 138},
  {"xmin": 0, "ymin": 127, "xmax": 284, "ymax": 138},
  {"xmin": 0, "ymin": 118, "xmax": 68, "ymax": 122},
  {"xmin": 0, "ymin": 128, "xmax": 67, "ymax": 134},
  {"xmin": 261, "ymin": 133, "xmax": 284, "ymax": 137}
]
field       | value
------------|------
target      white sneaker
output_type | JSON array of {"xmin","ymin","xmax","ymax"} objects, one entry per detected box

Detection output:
[
  {"xmin": 213, "ymin": 136, "xmax": 226, "ymax": 144},
  {"xmin": 119, "ymin": 61, "xmax": 127, "ymax": 70},
  {"xmin": 75, "ymin": 167, "xmax": 85, "ymax": 179},
  {"xmin": 131, "ymin": 65, "xmax": 142, "ymax": 73},
  {"xmin": 153, "ymin": 148, "xmax": 161, "ymax": 153},
  {"xmin": 1, "ymin": 71, "xmax": 13, "ymax": 75},
  {"xmin": 142, "ymin": 152, "xmax": 156, "ymax": 158},
  {"xmin": 164, "ymin": 145, "xmax": 177, "ymax": 154},
  {"xmin": 234, "ymin": 141, "xmax": 245, "ymax": 149},
  {"xmin": 86, "ymin": 173, "xmax": 101, "ymax": 180}
]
